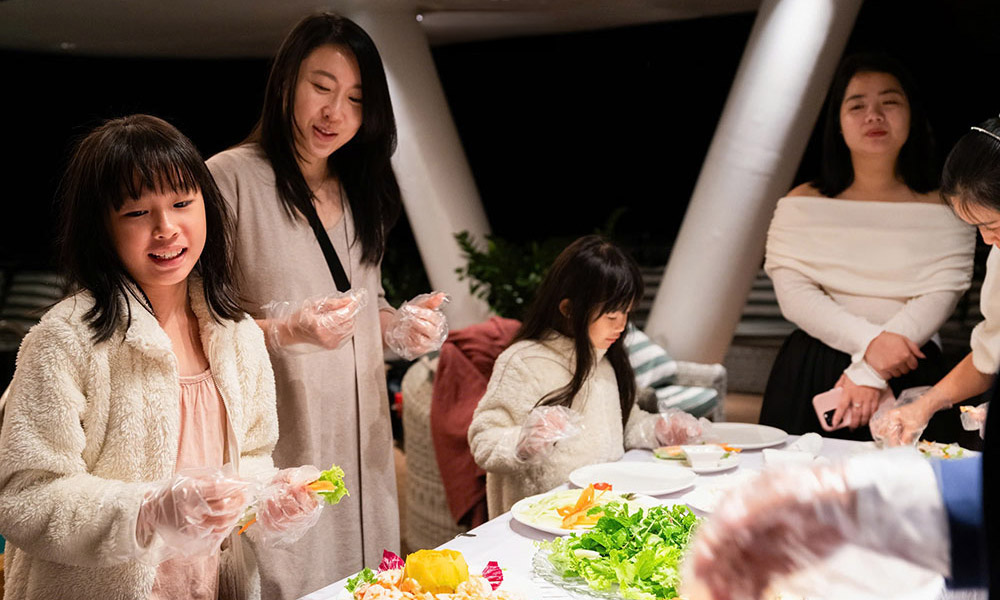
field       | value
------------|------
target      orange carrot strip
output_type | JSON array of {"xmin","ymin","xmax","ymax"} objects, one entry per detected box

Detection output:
[{"xmin": 237, "ymin": 517, "xmax": 256, "ymax": 535}]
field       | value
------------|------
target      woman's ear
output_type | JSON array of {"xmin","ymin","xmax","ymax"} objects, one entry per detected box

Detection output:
[{"xmin": 559, "ymin": 298, "xmax": 571, "ymax": 318}]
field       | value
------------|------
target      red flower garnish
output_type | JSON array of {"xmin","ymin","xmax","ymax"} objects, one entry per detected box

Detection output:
[
  {"xmin": 378, "ymin": 549, "xmax": 404, "ymax": 572},
  {"xmin": 481, "ymin": 561, "xmax": 503, "ymax": 590},
  {"xmin": 592, "ymin": 482, "xmax": 613, "ymax": 491}
]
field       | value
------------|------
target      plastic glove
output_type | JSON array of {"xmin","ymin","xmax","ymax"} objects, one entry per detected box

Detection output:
[
  {"xmin": 247, "ymin": 466, "xmax": 323, "ymax": 547},
  {"xmin": 514, "ymin": 405, "xmax": 584, "ymax": 463},
  {"xmin": 654, "ymin": 405, "xmax": 710, "ymax": 446},
  {"xmin": 683, "ymin": 448, "xmax": 948, "ymax": 600},
  {"xmin": 870, "ymin": 386, "xmax": 932, "ymax": 448},
  {"xmin": 136, "ymin": 468, "xmax": 250, "ymax": 563},
  {"xmin": 960, "ymin": 402, "xmax": 989, "ymax": 439},
  {"xmin": 262, "ymin": 289, "xmax": 369, "ymax": 353},
  {"xmin": 383, "ymin": 292, "xmax": 449, "ymax": 360}
]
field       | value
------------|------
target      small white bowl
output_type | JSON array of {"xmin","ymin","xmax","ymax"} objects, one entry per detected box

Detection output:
[{"xmin": 680, "ymin": 445, "xmax": 726, "ymax": 469}]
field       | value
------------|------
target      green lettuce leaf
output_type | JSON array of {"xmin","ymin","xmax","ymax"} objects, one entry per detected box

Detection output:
[{"xmin": 315, "ymin": 464, "xmax": 350, "ymax": 505}]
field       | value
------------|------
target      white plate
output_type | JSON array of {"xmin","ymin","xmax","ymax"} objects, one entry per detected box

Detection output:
[
  {"xmin": 334, "ymin": 570, "xmax": 532, "ymax": 600},
  {"xmin": 568, "ymin": 461, "xmax": 697, "ymax": 495},
  {"xmin": 687, "ymin": 452, "xmax": 740, "ymax": 474},
  {"xmin": 510, "ymin": 488, "xmax": 662, "ymax": 536},
  {"xmin": 706, "ymin": 422, "xmax": 788, "ymax": 450}
]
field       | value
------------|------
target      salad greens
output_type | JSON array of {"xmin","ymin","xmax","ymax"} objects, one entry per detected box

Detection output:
[
  {"xmin": 538, "ymin": 502, "xmax": 699, "ymax": 600},
  {"xmin": 345, "ymin": 567, "xmax": 376, "ymax": 593}
]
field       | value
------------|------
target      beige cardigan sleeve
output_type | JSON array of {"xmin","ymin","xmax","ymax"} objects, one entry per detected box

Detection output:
[
  {"xmin": 0, "ymin": 319, "xmax": 147, "ymax": 567},
  {"xmin": 623, "ymin": 403, "xmax": 663, "ymax": 450},
  {"xmin": 468, "ymin": 352, "xmax": 547, "ymax": 475}
]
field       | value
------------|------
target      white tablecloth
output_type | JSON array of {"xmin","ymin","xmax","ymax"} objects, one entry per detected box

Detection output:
[{"xmin": 300, "ymin": 437, "xmax": 986, "ymax": 600}]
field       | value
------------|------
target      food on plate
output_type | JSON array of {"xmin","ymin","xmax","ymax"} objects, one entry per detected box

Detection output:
[
  {"xmin": 917, "ymin": 440, "xmax": 969, "ymax": 459},
  {"xmin": 518, "ymin": 486, "xmax": 641, "ymax": 532},
  {"xmin": 653, "ymin": 444, "xmax": 740, "ymax": 461},
  {"xmin": 538, "ymin": 502, "xmax": 699, "ymax": 600},
  {"xmin": 237, "ymin": 463, "xmax": 349, "ymax": 534},
  {"xmin": 345, "ymin": 549, "xmax": 521, "ymax": 599},
  {"xmin": 557, "ymin": 483, "xmax": 615, "ymax": 528}
]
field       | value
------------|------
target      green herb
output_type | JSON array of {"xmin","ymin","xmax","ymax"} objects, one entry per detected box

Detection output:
[
  {"xmin": 345, "ymin": 567, "xmax": 376, "ymax": 593},
  {"xmin": 538, "ymin": 502, "xmax": 699, "ymax": 600},
  {"xmin": 315, "ymin": 465, "xmax": 349, "ymax": 505}
]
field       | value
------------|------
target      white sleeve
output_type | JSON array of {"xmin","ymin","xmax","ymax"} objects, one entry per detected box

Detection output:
[
  {"xmin": 467, "ymin": 354, "xmax": 545, "ymax": 475},
  {"xmin": 971, "ymin": 246, "xmax": 1000, "ymax": 375},
  {"xmin": 623, "ymin": 402, "xmax": 663, "ymax": 450},
  {"xmin": 880, "ymin": 291, "xmax": 963, "ymax": 347},
  {"xmin": 844, "ymin": 448, "xmax": 949, "ymax": 575},
  {"xmin": 769, "ymin": 267, "xmax": 883, "ymax": 357},
  {"xmin": 0, "ymin": 322, "xmax": 147, "ymax": 567}
]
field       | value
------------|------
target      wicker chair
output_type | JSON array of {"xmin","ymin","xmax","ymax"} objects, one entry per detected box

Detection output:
[{"xmin": 400, "ymin": 356, "xmax": 467, "ymax": 551}]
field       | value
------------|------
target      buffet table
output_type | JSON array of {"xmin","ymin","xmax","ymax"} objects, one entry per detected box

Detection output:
[{"xmin": 300, "ymin": 436, "xmax": 986, "ymax": 600}]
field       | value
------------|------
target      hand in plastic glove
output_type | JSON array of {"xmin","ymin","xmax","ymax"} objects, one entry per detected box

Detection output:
[
  {"xmin": 870, "ymin": 387, "xmax": 934, "ymax": 447},
  {"xmin": 136, "ymin": 469, "xmax": 250, "ymax": 561},
  {"xmin": 863, "ymin": 332, "xmax": 924, "ymax": 379},
  {"xmin": 383, "ymin": 292, "xmax": 449, "ymax": 360},
  {"xmin": 250, "ymin": 466, "xmax": 323, "ymax": 547},
  {"xmin": 514, "ymin": 405, "xmax": 584, "ymax": 463},
  {"xmin": 263, "ymin": 289, "xmax": 369, "ymax": 353},
  {"xmin": 833, "ymin": 375, "xmax": 881, "ymax": 430},
  {"xmin": 654, "ymin": 408, "xmax": 709, "ymax": 446},
  {"xmin": 684, "ymin": 449, "xmax": 948, "ymax": 600},
  {"xmin": 960, "ymin": 402, "xmax": 989, "ymax": 439}
]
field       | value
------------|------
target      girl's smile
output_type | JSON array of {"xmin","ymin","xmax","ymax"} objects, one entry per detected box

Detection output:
[{"xmin": 108, "ymin": 187, "xmax": 206, "ymax": 296}]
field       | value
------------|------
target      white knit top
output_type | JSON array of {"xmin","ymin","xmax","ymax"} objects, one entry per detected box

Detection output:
[
  {"xmin": 765, "ymin": 196, "xmax": 976, "ymax": 388},
  {"xmin": 467, "ymin": 333, "xmax": 661, "ymax": 518}
]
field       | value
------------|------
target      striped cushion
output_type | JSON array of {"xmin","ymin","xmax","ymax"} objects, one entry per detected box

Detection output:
[
  {"xmin": 625, "ymin": 324, "xmax": 719, "ymax": 418},
  {"xmin": 624, "ymin": 324, "xmax": 677, "ymax": 388},
  {"xmin": 655, "ymin": 385, "xmax": 719, "ymax": 419}
]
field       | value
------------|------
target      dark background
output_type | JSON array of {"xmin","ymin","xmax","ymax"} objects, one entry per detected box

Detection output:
[{"xmin": 1, "ymin": 0, "xmax": 998, "ymax": 275}]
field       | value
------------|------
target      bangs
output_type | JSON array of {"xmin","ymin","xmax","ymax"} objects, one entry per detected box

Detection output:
[
  {"xmin": 110, "ymin": 149, "xmax": 202, "ymax": 211},
  {"xmin": 95, "ymin": 118, "xmax": 205, "ymax": 211},
  {"xmin": 594, "ymin": 260, "xmax": 644, "ymax": 315}
]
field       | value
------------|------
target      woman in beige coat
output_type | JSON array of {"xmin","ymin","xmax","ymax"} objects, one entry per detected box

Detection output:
[{"xmin": 208, "ymin": 13, "xmax": 448, "ymax": 599}]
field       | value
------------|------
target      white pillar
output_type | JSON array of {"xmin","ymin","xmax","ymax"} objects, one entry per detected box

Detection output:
[
  {"xmin": 348, "ymin": 4, "xmax": 492, "ymax": 329},
  {"xmin": 644, "ymin": 0, "xmax": 862, "ymax": 363}
]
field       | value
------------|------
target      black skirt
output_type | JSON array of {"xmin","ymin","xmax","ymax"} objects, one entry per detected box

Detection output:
[{"xmin": 760, "ymin": 329, "xmax": 979, "ymax": 445}]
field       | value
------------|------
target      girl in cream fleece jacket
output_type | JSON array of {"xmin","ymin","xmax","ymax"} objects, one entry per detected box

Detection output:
[
  {"xmin": 468, "ymin": 236, "xmax": 666, "ymax": 517},
  {"xmin": 0, "ymin": 116, "xmax": 314, "ymax": 600}
]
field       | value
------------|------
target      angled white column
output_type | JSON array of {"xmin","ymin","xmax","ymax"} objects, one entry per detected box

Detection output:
[
  {"xmin": 347, "ymin": 4, "xmax": 492, "ymax": 329},
  {"xmin": 645, "ymin": 0, "xmax": 863, "ymax": 363}
]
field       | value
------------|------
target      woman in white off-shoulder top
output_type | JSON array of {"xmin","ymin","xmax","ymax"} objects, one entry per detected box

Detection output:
[{"xmin": 758, "ymin": 53, "xmax": 977, "ymax": 442}]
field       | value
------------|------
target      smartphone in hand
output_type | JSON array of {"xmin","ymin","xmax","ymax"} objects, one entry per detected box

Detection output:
[{"xmin": 812, "ymin": 387, "xmax": 850, "ymax": 432}]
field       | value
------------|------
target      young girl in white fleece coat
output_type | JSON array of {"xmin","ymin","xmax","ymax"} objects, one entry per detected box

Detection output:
[
  {"xmin": 468, "ymin": 236, "xmax": 675, "ymax": 518},
  {"xmin": 0, "ymin": 115, "xmax": 320, "ymax": 600}
]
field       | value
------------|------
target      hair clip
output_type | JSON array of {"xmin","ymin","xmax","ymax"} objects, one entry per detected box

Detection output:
[{"xmin": 970, "ymin": 126, "xmax": 1000, "ymax": 144}]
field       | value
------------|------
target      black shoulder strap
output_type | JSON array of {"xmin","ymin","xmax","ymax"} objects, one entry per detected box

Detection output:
[{"xmin": 300, "ymin": 199, "xmax": 351, "ymax": 292}]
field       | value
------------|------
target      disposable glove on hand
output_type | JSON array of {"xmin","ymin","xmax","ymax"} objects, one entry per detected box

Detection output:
[
  {"xmin": 514, "ymin": 405, "xmax": 583, "ymax": 463},
  {"xmin": 263, "ymin": 288, "xmax": 369, "ymax": 353},
  {"xmin": 960, "ymin": 402, "xmax": 989, "ymax": 439},
  {"xmin": 653, "ymin": 406, "xmax": 710, "ymax": 446},
  {"xmin": 136, "ymin": 468, "xmax": 250, "ymax": 563},
  {"xmin": 248, "ymin": 466, "xmax": 323, "ymax": 547},
  {"xmin": 870, "ymin": 386, "xmax": 932, "ymax": 447},
  {"xmin": 383, "ymin": 292, "xmax": 449, "ymax": 360},
  {"xmin": 684, "ymin": 448, "xmax": 948, "ymax": 600}
]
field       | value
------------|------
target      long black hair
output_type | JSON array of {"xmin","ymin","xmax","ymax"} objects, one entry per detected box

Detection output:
[
  {"xmin": 814, "ymin": 53, "xmax": 938, "ymax": 197},
  {"xmin": 248, "ymin": 12, "xmax": 401, "ymax": 265},
  {"xmin": 513, "ymin": 235, "xmax": 644, "ymax": 427},
  {"xmin": 58, "ymin": 114, "xmax": 244, "ymax": 343},
  {"xmin": 941, "ymin": 117, "xmax": 1000, "ymax": 213}
]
